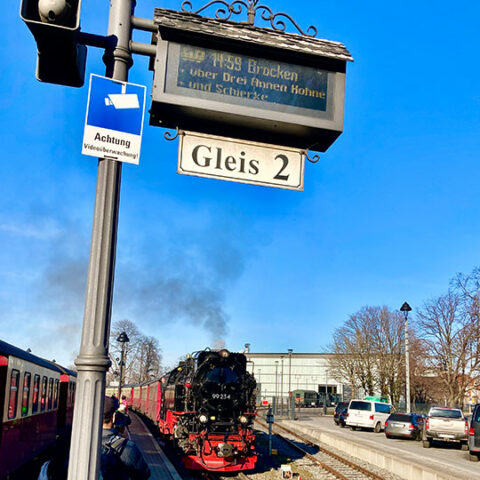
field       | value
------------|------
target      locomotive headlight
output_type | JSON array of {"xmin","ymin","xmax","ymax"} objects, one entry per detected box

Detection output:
[
  {"xmin": 199, "ymin": 414, "xmax": 208, "ymax": 423},
  {"xmin": 239, "ymin": 415, "xmax": 248, "ymax": 424},
  {"xmin": 219, "ymin": 349, "xmax": 230, "ymax": 358}
]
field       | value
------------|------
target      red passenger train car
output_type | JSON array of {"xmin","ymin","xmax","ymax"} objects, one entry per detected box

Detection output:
[
  {"xmin": 0, "ymin": 339, "xmax": 76, "ymax": 478},
  {"xmin": 125, "ymin": 349, "xmax": 257, "ymax": 472}
]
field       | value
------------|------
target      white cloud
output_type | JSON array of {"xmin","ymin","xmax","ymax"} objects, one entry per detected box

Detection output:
[{"xmin": 0, "ymin": 221, "xmax": 61, "ymax": 240}]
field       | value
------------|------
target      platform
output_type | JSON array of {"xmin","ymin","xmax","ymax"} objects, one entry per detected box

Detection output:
[
  {"xmin": 279, "ymin": 416, "xmax": 480, "ymax": 480},
  {"xmin": 127, "ymin": 412, "xmax": 182, "ymax": 480}
]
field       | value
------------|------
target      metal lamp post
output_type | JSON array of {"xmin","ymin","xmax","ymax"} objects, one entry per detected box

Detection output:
[
  {"xmin": 257, "ymin": 369, "xmax": 261, "ymax": 401},
  {"xmin": 288, "ymin": 349, "xmax": 293, "ymax": 393},
  {"xmin": 117, "ymin": 331, "xmax": 129, "ymax": 399},
  {"xmin": 68, "ymin": 2, "xmax": 135, "ymax": 478},
  {"xmin": 280, "ymin": 356, "xmax": 284, "ymax": 412},
  {"xmin": 400, "ymin": 302, "xmax": 412, "ymax": 413},
  {"xmin": 288, "ymin": 349, "xmax": 293, "ymax": 416},
  {"xmin": 275, "ymin": 361, "xmax": 279, "ymax": 397},
  {"xmin": 324, "ymin": 367, "xmax": 328, "ymax": 414}
]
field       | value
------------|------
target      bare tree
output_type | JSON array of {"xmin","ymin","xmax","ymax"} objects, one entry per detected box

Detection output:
[
  {"xmin": 328, "ymin": 328, "xmax": 361, "ymax": 398},
  {"xmin": 130, "ymin": 336, "xmax": 163, "ymax": 383},
  {"xmin": 371, "ymin": 307, "xmax": 405, "ymax": 405},
  {"xmin": 416, "ymin": 291, "xmax": 479, "ymax": 406},
  {"xmin": 454, "ymin": 267, "xmax": 480, "ymax": 394},
  {"xmin": 331, "ymin": 306, "xmax": 405, "ymax": 403},
  {"xmin": 329, "ymin": 306, "xmax": 406, "ymax": 406},
  {"xmin": 107, "ymin": 319, "xmax": 142, "ymax": 385}
]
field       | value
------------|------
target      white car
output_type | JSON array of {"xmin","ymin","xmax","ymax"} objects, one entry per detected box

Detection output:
[{"xmin": 345, "ymin": 399, "xmax": 393, "ymax": 432}]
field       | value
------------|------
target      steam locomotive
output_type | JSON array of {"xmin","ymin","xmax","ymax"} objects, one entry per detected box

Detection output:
[{"xmin": 127, "ymin": 348, "xmax": 257, "ymax": 472}]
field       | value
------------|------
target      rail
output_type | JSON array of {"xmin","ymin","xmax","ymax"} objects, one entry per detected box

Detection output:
[{"xmin": 255, "ymin": 417, "xmax": 385, "ymax": 480}]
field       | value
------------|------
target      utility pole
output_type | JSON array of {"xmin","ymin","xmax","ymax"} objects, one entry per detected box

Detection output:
[
  {"xmin": 280, "ymin": 355, "xmax": 284, "ymax": 412},
  {"xmin": 275, "ymin": 361, "xmax": 279, "ymax": 401},
  {"xmin": 288, "ymin": 349, "xmax": 293, "ymax": 393},
  {"xmin": 68, "ymin": 2, "xmax": 134, "ymax": 478},
  {"xmin": 324, "ymin": 366, "xmax": 328, "ymax": 414}
]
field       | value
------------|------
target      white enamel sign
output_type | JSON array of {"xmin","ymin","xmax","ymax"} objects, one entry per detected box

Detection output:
[{"xmin": 178, "ymin": 132, "xmax": 304, "ymax": 191}]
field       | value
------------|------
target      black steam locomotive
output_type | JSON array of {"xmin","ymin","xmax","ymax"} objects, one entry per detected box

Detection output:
[{"xmin": 130, "ymin": 348, "xmax": 257, "ymax": 472}]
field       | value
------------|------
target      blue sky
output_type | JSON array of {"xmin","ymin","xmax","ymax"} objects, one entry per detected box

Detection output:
[{"xmin": 1, "ymin": 1, "xmax": 480, "ymax": 368}]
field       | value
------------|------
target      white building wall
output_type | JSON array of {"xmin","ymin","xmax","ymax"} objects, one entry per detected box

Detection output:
[{"xmin": 244, "ymin": 351, "xmax": 347, "ymax": 404}]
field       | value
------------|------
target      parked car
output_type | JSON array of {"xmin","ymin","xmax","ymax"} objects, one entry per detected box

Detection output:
[
  {"xmin": 423, "ymin": 406, "xmax": 468, "ymax": 450},
  {"xmin": 384, "ymin": 412, "xmax": 424, "ymax": 440},
  {"xmin": 345, "ymin": 399, "xmax": 393, "ymax": 432},
  {"xmin": 468, "ymin": 404, "xmax": 480, "ymax": 461},
  {"xmin": 333, "ymin": 402, "xmax": 348, "ymax": 427}
]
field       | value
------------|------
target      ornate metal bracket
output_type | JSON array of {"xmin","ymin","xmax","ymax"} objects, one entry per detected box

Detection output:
[
  {"xmin": 181, "ymin": 0, "xmax": 318, "ymax": 37},
  {"xmin": 304, "ymin": 149, "xmax": 320, "ymax": 163},
  {"xmin": 164, "ymin": 128, "xmax": 182, "ymax": 141}
]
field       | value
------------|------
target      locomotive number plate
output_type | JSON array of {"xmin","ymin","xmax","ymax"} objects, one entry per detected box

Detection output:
[{"xmin": 212, "ymin": 393, "xmax": 232, "ymax": 400}]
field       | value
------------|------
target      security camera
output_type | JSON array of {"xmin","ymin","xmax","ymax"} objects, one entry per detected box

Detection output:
[{"xmin": 38, "ymin": 0, "xmax": 72, "ymax": 24}]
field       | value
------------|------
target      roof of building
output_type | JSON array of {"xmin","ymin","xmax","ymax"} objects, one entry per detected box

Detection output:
[{"xmin": 153, "ymin": 8, "xmax": 353, "ymax": 63}]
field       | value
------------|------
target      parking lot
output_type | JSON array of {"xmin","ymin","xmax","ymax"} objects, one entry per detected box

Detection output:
[{"xmin": 286, "ymin": 411, "xmax": 480, "ymax": 480}]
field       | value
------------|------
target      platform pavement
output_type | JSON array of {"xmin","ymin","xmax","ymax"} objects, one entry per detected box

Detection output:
[{"xmin": 127, "ymin": 412, "xmax": 183, "ymax": 480}]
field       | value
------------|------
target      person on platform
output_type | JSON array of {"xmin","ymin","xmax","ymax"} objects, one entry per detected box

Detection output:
[
  {"xmin": 101, "ymin": 396, "xmax": 150, "ymax": 480},
  {"xmin": 110, "ymin": 394, "xmax": 120, "ymax": 409},
  {"xmin": 37, "ymin": 433, "xmax": 71, "ymax": 480},
  {"xmin": 121, "ymin": 394, "xmax": 129, "ymax": 412},
  {"xmin": 114, "ymin": 403, "xmax": 131, "ymax": 434}
]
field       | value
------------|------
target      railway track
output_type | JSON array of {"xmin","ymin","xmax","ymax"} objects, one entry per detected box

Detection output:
[
  {"xmin": 200, "ymin": 472, "xmax": 252, "ymax": 480},
  {"xmin": 255, "ymin": 417, "xmax": 386, "ymax": 480}
]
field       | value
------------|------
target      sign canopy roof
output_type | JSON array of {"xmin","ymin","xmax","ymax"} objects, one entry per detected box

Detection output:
[{"xmin": 153, "ymin": 8, "xmax": 353, "ymax": 63}]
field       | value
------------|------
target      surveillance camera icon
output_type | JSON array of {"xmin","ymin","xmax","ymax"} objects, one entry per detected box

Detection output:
[{"xmin": 105, "ymin": 93, "xmax": 140, "ymax": 109}]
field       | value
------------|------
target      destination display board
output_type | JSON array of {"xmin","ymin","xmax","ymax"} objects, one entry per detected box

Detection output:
[
  {"xmin": 164, "ymin": 44, "xmax": 329, "ymax": 115},
  {"xmin": 151, "ymin": 39, "xmax": 349, "ymax": 150}
]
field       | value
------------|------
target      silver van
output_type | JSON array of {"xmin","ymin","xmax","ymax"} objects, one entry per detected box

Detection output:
[{"xmin": 345, "ymin": 399, "xmax": 393, "ymax": 432}]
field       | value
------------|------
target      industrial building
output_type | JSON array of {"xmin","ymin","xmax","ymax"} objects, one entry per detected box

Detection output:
[{"xmin": 243, "ymin": 345, "xmax": 350, "ymax": 405}]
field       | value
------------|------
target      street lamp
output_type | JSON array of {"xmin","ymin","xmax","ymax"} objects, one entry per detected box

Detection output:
[
  {"xmin": 324, "ymin": 366, "xmax": 328, "ymax": 415},
  {"xmin": 288, "ymin": 349, "xmax": 293, "ymax": 393},
  {"xmin": 275, "ymin": 361, "xmax": 279, "ymax": 400},
  {"xmin": 280, "ymin": 356, "xmax": 284, "ymax": 403},
  {"xmin": 400, "ymin": 302, "xmax": 412, "ymax": 413},
  {"xmin": 257, "ymin": 369, "xmax": 262, "ymax": 401},
  {"xmin": 116, "ymin": 331, "xmax": 129, "ymax": 400},
  {"xmin": 287, "ymin": 349, "xmax": 293, "ymax": 416}
]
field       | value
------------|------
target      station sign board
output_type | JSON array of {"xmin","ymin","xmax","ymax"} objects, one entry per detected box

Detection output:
[
  {"xmin": 178, "ymin": 132, "xmax": 304, "ymax": 191},
  {"xmin": 150, "ymin": 9, "xmax": 353, "ymax": 152}
]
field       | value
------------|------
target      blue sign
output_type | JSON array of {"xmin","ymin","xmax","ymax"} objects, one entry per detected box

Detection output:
[{"xmin": 86, "ymin": 74, "xmax": 146, "ymax": 136}]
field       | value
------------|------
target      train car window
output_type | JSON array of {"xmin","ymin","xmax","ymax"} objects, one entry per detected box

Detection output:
[
  {"xmin": 32, "ymin": 374, "xmax": 40, "ymax": 413},
  {"xmin": 22, "ymin": 372, "xmax": 31, "ymax": 417},
  {"xmin": 53, "ymin": 379, "xmax": 59, "ymax": 409},
  {"xmin": 8, "ymin": 369, "xmax": 20, "ymax": 420},
  {"xmin": 47, "ymin": 378, "xmax": 53, "ymax": 410},
  {"xmin": 40, "ymin": 376, "xmax": 47, "ymax": 412}
]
